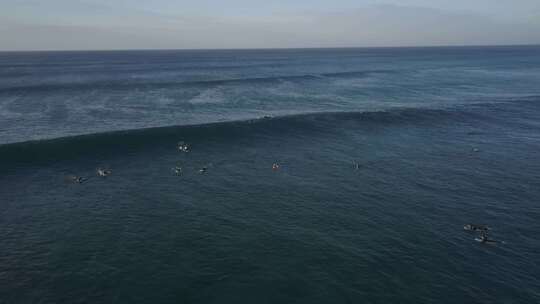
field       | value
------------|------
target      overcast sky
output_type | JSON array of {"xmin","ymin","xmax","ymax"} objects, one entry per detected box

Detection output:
[{"xmin": 1, "ymin": 0, "xmax": 539, "ymax": 50}]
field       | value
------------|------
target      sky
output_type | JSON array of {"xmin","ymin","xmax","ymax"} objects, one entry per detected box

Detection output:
[{"xmin": 1, "ymin": 0, "xmax": 539, "ymax": 50}]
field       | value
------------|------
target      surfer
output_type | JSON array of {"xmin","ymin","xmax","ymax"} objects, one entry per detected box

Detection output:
[
  {"xmin": 478, "ymin": 230, "xmax": 497, "ymax": 244},
  {"xmin": 177, "ymin": 141, "xmax": 190, "ymax": 153},
  {"xmin": 97, "ymin": 168, "xmax": 112, "ymax": 177},
  {"xmin": 272, "ymin": 163, "xmax": 280, "ymax": 171},
  {"xmin": 464, "ymin": 224, "xmax": 489, "ymax": 231},
  {"xmin": 476, "ymin": 229, "xmax": 501, "ymax": 244},
  {"xmin": 70, "ymin": 176, "xmax": 86, "ymax": 184},
  {"xmin": 479, "ymin": 230, "xmax": 488, "ymax": 243}
]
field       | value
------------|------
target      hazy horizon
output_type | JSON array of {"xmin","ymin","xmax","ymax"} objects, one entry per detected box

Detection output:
[
  {"xmin": 1, "ymin": 0, "xmax": 540, "ymax": 51},
  {"xmin": 2, "ymin": 44, "xmax": 540, "ymax": 53}
]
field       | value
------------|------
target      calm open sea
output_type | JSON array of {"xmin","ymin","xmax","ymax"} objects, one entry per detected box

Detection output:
[{"xmin": 1, "ymin": 46, "xmax": 540, "ymax": 303}]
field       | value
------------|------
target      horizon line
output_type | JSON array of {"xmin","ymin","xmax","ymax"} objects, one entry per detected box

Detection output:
[{"xmin": 1, "ymin": 43, "xmax": 539, "ymax": 53}]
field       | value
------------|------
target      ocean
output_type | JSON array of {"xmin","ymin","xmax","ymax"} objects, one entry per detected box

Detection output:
[{"xmin": 1, "ymin": 46, "xmax": 539, "ymax": 303}]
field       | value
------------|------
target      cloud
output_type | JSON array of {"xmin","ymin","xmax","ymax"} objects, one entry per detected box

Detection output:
[
  {"xmin": 300, "ymin": 5, "xmax": 540, "ymax": 47},
  {"xmin": 1, "ymin": 3, "xmax": 539, "ymax": 50}
]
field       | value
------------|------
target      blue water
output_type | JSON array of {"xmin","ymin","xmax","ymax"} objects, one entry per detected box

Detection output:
[{"xmin": 1, "ymin": 46, "xmax": 540, "ymax": 303}]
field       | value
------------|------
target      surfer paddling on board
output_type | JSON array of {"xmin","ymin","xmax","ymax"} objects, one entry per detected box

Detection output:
[
  {"xmin": 464, "ymin": 223, "xmax": 501, "ymax": 244},
  {"xmin": 474, "ymin": 228, "xmax": 501, "ymax": 244}
]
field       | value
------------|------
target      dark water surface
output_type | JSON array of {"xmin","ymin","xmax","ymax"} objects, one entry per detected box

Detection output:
[{"xmin": 1, "ymin": 47, "xmax": 540, "ymax": 303}]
